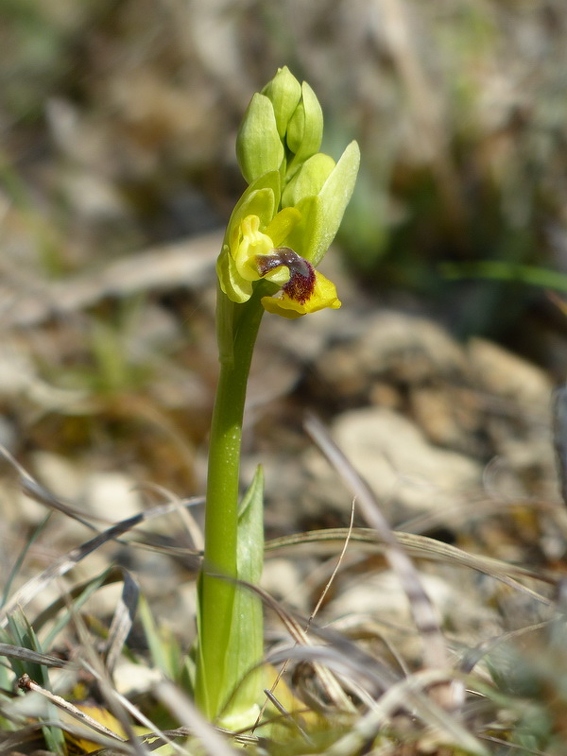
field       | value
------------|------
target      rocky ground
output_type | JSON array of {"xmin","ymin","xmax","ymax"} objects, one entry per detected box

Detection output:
[
  {"xmin": 3, "ymin": 5, "xmax": 567, "ymax": 745},
  {"xmin": 0, "ymin": 234, "xmax": 564, "ymax": 669}
]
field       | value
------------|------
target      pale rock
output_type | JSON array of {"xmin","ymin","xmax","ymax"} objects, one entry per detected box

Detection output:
[
  {"xmin": 0, "ymin": 339, "xmax": 86, "ymax": 410},
  {"xmin": 31, "ymin": 451, "xmax": 85, "ymax": 501},
  {"xmin": 468, "ymin": 338, "xmax": 556, "ymax": 496},
  {"xmin": 59, "ymin": 170, "xmax": 128, "ymax": 222},
  {"xmin": 305, "ymin": 407, "xmax": 481, "ymax": 524},
  {"xmin": 410, "ymin": 385, "xmax": 469, "ymax": 449},
  {"xmin": 21, "ymin": 452, "xmax": 87, "ymax": 532},
  {"xmin": 468, "ymin": 338, "xmax": 552, "ymax": 408},
  {"xmin": 262, "ymin": 557, "xmax": 310, "ymax": 612},
  {"xmin": 113, "ymin": 661, "xmax": 162, "ymax": 696},
  {"xmin": 353, "ymin": 312, "xmax": 466, "ymax": 379},
  {"xmin": 328, "ymin": 570, "xmax": 454, "ymax": 622},
  {"xmin": 0, "ymin": 340, "xmax": 36, "ymax": 398},
  {"xmin": 83, "ymin": 471, "xmax": 142, "ymax": 522},
  {"xmin": 327, "ymin": 568, "xmax": 500, "ymax": 645},
  {"xmin": 314, "ymin": 310, "xmax": 467, "ymax": 400}
]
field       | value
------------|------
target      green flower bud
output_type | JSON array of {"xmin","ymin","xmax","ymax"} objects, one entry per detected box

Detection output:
[
  {"xmin": 281, "ymin": 152, "xmax": 336, "ymax": 208},
  {"xmin": 236, "ymin": 93, "xmax": 285, "ymax": 184},
  {"xmin": 286, "ymin": 81, "xmax": 323, "ymax": 165},
  {"xmin": 261, "ymin": 66, "xmax": 302, "ymax": 138}
]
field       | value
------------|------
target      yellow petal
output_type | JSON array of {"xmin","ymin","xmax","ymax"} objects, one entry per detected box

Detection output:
[
  {"xmin": 261, "ymin": 270, "xmax": 341, "ymax": 318},
  {"xmin": 64, "ymin": 703, "xmax": 128, "ymax": 753},
  {"xmin": 233, "ymin": 215, "xmax": 274, "ymax": 280},
  {"xmin": 216, "ymin": 246, "xmax": 253, "ymax": 303}
]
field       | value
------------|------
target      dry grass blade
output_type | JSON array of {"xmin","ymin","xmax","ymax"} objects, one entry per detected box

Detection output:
[
  {"xmin": 398, "ymin": 495, "xmax": 567, "ymax": 540},
  {"xmin": 304, "ymin": 414, "xmax": 460, "ymax": 708},
  {"xmin": 266, "ymin": 644, "xmax": 396, "ymax": 699},
  {"xmin": 237, "ymin": 578, "xmax": 402, "ymax": 723},
  {"xmin": 553, "ymin": 384, "xmax": 567, "ymax": 507},
  {"xmin": 0, "ymin": 497, "xmax": 203, "ymax": 629},
  {"xmin": 261, "ymin": 686, "xmax": 314, "ymax": 744},
  {"xmin": 266, "ymin": 528, "xmax": 555, "ymax": 605},
  {"xmin": 310, "ymin": 497, "xmax": 355, "ymax": 623},
  {"xmin": 69, "ymin": 616, "xmax": 148, "ymax": 756},
  {"xmin": 281, "ymin": 612, "xmax": 404, "ymax": 697},
  {"xmin": 17, "ymin": 673, "xmax": 128, "ymax": 751},
  {"xmin": 154, "ymin": 678, "xmax": 239, "ymax": 756},
  {"xmin": 142, "ymin": 481, "xmax": 205, "ymax": 552},
  {"xmin": 459, "ymin": 620, "xmax": 550, "ymax": 675},
  {"xmin": 108, "ymin": 685, "xmax": 186, "ymax": 756},
  {"xmin": 27, "ymin": 566, "xmax": 132, "ymax": 637},
  {"xmin": 0, "ymin": 512, "xmax": 145, "ymax": 629},
  {"xmin": 0, "ymin": 643, "xmax": 66, "ymax": 669},
  {"xmin": 103, "ymin": 568, "xmax": 140, "ymax": 676},
  {"xmin": 260, "ymin": 499, "xmax": 358, "ymax": 726},
  {"xmin": 0, "ymin": 443, "xmax": 101, "ymax": 530},
  {"xmin": 325, "ymin": 669, "xmax": 489, "ymax": 756},
  {"xmin": 216, "ymin": 577, "xmax": 356, "ymax": 715},
  {"xmin": 0, "ymin": 441, "xmax": 206, "ymax": 558},
  {"xmin": 0, "ymin": 723, "xmax": 50, "ymax": 754}
]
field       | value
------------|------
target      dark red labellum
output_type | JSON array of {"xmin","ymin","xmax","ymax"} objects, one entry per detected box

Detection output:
[{"xmin": 256, "ymin": 247, "xmax": 316, "ymax": 304}]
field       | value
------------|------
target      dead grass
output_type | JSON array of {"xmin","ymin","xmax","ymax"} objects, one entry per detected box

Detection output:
[
  {"xmin": 2, "ymin": 1, "xmax": 567, "ymax": 753},
  {"xmin": 1, "ymin": 415, "xmax": 567, "ymax": 754}
]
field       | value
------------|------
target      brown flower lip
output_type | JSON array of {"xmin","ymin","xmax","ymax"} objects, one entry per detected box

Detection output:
[{"xmin": 256, "ymin": 247, "xmax": 316, "ymax": 304}]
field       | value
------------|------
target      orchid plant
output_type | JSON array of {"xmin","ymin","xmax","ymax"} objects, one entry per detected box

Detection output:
[{"xmin": 194, "ymin": 67, "xmax": 359, "ymax": 727}]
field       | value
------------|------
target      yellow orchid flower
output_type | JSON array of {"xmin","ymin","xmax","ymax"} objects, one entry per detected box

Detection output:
[
  {"xmin": 258, "ymin": 248, "xmax": 341, "ymax": 318},
  {"xmin": 220, "ymin": 212, "xmax": 341, "ymax": 318}
]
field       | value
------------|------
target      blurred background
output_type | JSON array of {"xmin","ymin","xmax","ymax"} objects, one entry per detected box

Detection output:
[
  {"xmin": 2, "ymin": 5, "xmax": 567, "ymax": 745},
  {"xmin": 1, "ymin": 0, "xmax": 567, "ymax": 501},
  {"xmin": 3, "ymin": 0, "xmax": 567, "ymax": 344}
]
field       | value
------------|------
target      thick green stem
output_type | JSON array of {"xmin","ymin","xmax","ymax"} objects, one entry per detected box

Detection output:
[{"xmin": 194, "ymin": 287, "xmax": 265, "ymax": 720}]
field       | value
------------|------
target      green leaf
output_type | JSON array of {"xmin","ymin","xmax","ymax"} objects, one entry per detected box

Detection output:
[
  {"xmin": 237, "ymin": 465, "xmax": 265, "ymax": 584},
  {"xmin": 138, "ymin": 595, "xmax": 184, "ymax": 682},
  {"xmin": 219, "ymin": 466, "xmax": 265, "ymax": 727},
  {"xmin": 313, "ymin": 140, "xmax": 361, "ymax": 266},
  {"xmin": 5, "ymin": 610, "xmax": 66, "ymax": 754},
  {"xmin": 6, "ymin": 610, "xmax": 48, "ymax": 684}
]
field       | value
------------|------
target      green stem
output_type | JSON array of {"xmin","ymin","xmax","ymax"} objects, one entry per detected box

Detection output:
[{"xmin": 194, "ymin": 286, "xmax": 265, "ymax": 720}]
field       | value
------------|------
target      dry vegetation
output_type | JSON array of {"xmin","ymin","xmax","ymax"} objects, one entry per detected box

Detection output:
[{"xmin": 2, "ymin": 1, "xmax": 567, "ymax": 753}]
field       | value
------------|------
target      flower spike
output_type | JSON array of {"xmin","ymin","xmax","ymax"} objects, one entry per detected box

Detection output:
[
  {"xmin": 220, "ymin": 66, "xmax": 359, "ymax": 319},
  {"xmin": 197, "ymin": 66, "xmax": 359, "ymax": 727}
]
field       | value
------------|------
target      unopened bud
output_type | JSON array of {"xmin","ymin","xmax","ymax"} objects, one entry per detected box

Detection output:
[
  {"xmin": 261, "ymin": 66, "xmax": 302, "ymax": 138},
  {"xmin": 286, "ymin": 82, "xmax": 323, "ymax": 165},
  {"xmin": 236, "ymin": 93, "xmax": 284, "ymax": 184}
]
